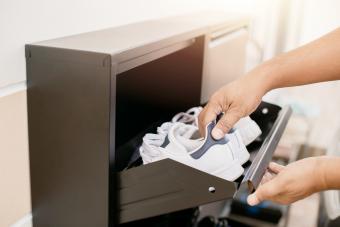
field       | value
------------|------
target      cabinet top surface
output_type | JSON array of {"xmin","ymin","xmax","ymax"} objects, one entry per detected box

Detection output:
[{"xmin": 30, "ymin": 11, "xmax": 249, "ymax": 56}]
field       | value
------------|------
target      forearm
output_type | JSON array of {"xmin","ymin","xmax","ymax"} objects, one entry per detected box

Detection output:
[
  {"xmin": 318, "ymin": 156, "xmax": 340, "ymax": 191},
  {"xmin": 247, "ymin": 28, "xmax": 340, "ymax": 92}
]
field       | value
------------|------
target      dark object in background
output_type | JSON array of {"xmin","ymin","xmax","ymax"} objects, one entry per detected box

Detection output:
[
  {"xmin": 120, "ymin": 208, "xmax": 199, "ymax": 227},
  {"xmin": 216, "ymin": 218, "xmax": 229, "ymax": 227},
  {"xmin": 225, "ymin": 218, "xmax": 252, "ymax": 227},
  {"xmin": 230, "ymin": 190, "xmax": 283, "ymax": 224},
  {"xmin": 197, "ymin": 217, "xmax": 251, "ymax": 227},
  {"xmin": 197, "ymin": 216, "xmax": 217, "ymax": 227}
]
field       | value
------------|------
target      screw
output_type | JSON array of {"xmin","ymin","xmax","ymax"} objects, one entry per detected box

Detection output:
[
  {"xmin": 208, "ymin": 187, "xmax": 216, "ymax": 193},
  {"xmin": 262, "ymin": 108, "xmax": 269, "ymax": 114}
]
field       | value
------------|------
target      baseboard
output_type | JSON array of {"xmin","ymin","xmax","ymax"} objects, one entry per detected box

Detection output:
[
  {"xmin": 10, "ymin": 213, "xmax": 32, "ymax": 227},
  {"xmin": 0, "ymin": 81, "xmax": 27, "ymax": 98}
]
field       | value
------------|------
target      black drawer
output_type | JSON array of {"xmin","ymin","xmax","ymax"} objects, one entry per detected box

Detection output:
[{"xmin": 117, "ymin": 101, "xmax": 292, "ymax": 223}]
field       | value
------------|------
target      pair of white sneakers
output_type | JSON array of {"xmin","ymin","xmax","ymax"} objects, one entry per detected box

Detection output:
[{"xmin": 139, "ymin": 107, "xmax": 262, "ymax": 181}]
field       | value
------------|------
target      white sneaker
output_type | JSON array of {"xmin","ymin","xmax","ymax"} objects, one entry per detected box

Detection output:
[
  {"xmin": 233, "ymin": 116, "xmax": 262, "ymax": 146},
  {"xmin": 171, "ymin": 106, "xmax": 261, "ymax": 146},
  {"xmin": 140, "ymin": 122, "xmax": 244, "ymax": 181},
  {"xmin": 142, "ymin": 120, "xmax": 250, "ymax": 165},
  {"xmin": 225, "ymin": 128, "xmax": 250, "ymax": 165}
]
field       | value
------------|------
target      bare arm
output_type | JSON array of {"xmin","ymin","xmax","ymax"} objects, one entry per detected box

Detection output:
[
  {"xmin": 261, "ymin": 28, "xmax": 340, "ymax": 90},
  {"xmin": 198, "ymin": 28, "xmax": 340, "ymax": 139}
]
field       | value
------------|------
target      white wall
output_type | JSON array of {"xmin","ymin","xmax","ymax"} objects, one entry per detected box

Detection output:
[
  {"xmin": 298, "ymin": 0, "xmax": 340, "ymax": 45},
  {"xmin": 0, "ymin": 0, "xmax": 257, "ymax": 89},
  {"xmin": 0, "ymin": 0, "xmax": 196, "ymax": 88}
]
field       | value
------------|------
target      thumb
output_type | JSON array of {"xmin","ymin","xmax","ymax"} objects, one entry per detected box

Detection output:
[
  {"xmin": 247, "ymin": 193, "xmax": 261, "ymax": 206},
  {"xmin": 212, "ymin": 109, "xmax": 241, "ymax": 140},
  {"xmin": 247, "ymin": 182, "xmax": 273, "ymax": 206},
  {"xmin": 198, "ymin": 102, "xmax": 222, "ymax": 136}
]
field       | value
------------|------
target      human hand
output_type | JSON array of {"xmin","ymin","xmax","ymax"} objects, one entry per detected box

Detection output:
[
  {"xmin": 198, "ymin": 73, "xmax": 269, "ymax": 139},
  {"xmin": 247, "ymin": 157, "xmax": 326, "ymax": 206}
]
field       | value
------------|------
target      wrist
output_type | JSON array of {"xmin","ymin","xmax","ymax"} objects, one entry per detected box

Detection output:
[
  {"xmin": 317, "ymin": 156, "xmax": 340, "ymax": 190},
  {"xmin": 314, "ymin": 157, "xmax": 329, "ymax": 191},
  {"xmin": 244, "ymin": 58, "xmax": 283, "ymax": 96}
]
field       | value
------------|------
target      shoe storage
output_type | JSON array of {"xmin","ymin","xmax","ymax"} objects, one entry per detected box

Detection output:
[{"xmin": 26, "ymin": 12, "xmax": 292, "ymax": 227}]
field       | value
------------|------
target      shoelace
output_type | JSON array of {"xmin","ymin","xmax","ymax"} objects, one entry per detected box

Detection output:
[
  {"xmin": 140, "ymin": 133, "xmax": 165, "ymax": 161},
  {"xmin": 171, "ymin": 106, "xmax": 203, "ymax": 126},
  {"xmin": 141, "ymin": 123, "xmax": 198, "ymax": 161},
  {"xmin": 157, "ymin": 122, "xmax": 173, "ymax": 136},
  {"xmin": 140, "ymin": 122, "xmax": 173, "ymax": 163}
]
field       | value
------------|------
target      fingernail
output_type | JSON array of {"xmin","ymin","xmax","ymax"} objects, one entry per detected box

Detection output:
[
  {"xmin": 247, "ymin": 194, "xmax": 260, "ymax": 206},
  {"xmin": 212, "ymin": 128, "xmax": 224, "ymax": 140}
]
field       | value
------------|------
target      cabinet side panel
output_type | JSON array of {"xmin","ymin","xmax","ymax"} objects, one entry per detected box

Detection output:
[{"xmin": 26, "ymin": 46, "xmax": 111, "ymax": 227}]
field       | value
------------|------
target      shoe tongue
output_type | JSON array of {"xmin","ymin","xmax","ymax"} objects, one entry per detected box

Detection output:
[{"xmin": 168, "ymin": 123, "xmax": 203, "ymax": 153}]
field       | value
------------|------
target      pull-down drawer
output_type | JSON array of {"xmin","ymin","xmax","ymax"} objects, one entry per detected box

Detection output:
[{"xmin": 118, "ymin": 102, "xmax": 292, "ymax": 224}]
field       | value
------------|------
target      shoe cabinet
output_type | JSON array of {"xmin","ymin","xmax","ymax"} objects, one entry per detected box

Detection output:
[{"xmin": 26, "ymin": 12, "xmax": 292, "ymax": 227}]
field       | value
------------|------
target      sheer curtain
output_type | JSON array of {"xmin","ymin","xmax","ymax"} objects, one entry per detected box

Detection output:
[{"xmin": 238, "ymin": 0, "xmax": 340, "ymax": 149}]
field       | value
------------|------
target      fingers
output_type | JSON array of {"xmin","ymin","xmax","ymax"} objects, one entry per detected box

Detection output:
[
  {"xmin": 260, "ymin": 163, "xmax": 284, "ymax": 185},
  {"xmin": 247, "ymin": 180, "xmax": 276, "ymax": 206},
  {"xmin": 261, "ymin": 171, "xmax": 274, "ymax": 184},
  {"xmin": 198, "ymin": 102, "xmax": 222, "ymax": 136},
  {"xmin": 247, "ymin": 163, "xmax": 289, "ymax": 206},
  {"xmin": 247, "ymin": 166, "xmax": 286, "ymax": 206},
  {"xmin": 268, "ymin": 162, "xmax": 285, "ymax": 174},
  {"xmin": 212, "ymin": 108, "xmax": 242, "ymax": 140},
  {"xmin": 199, "ymin": 102, "xmax": 242, "ymax": 140},
  {"xmin": 247, "ymin": 193, "xmax": 261, "ymax": 206}
]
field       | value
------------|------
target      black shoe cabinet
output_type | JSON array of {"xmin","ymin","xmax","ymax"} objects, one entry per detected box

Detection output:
[{"xmin": 26, "ymin": 12, "xmax": 292, "ymax": 227}]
